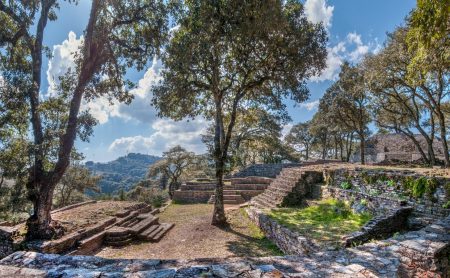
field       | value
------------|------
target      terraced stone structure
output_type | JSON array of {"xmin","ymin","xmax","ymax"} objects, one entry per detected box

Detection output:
[
  {"xmin": 0, "ymin": 201, "xmax": 174, "ymax": 259},
  {"xmin": 173, "ymin": 177, "xmax": 273, "ymax": 204}
]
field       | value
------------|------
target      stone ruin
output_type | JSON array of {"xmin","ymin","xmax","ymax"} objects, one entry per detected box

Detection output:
[
  {"xmin": 0, "ymin": 201, "xmax": 174, "ymax": 259},
  {"xmin": 246, "ymin": 163, "xmax": 450, "ymax": 277},
  {"xmin": 173, "ymin": 176, "xmax": 273, "ymax": 205},
  {"xmin": 0, "ymin": 163, "xmax": 449, "ymax": 277},
  {"xmin": 351, "ymin": 133, "xmax": 446, "ymax": 164}
]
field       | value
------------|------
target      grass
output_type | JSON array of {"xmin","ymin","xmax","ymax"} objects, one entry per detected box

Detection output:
[
  {"xmin": 226, "ymin": 208, "xmax": 283, "ymax": 256},
  {"xmin": 268, "ymin": 199, "xmax": 372, "ymax": 247}
]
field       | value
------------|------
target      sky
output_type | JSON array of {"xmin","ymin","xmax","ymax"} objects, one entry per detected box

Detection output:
[{"xmin": 40, "ymin": 0, "xmax": 416, "ymax": 162}]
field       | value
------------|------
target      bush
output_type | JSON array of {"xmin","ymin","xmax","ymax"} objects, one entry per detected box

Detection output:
[
  {"xmin": 340, "ymin": 181, "xmax": 352, "ymax": 190},
  {"xmin": 126, "ymin": 186, "xmax": 169, "ymax": 208}
]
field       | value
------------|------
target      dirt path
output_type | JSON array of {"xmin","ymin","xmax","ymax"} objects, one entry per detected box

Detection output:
[{"xmin": 95, "ymin": 204, "xmax": 281, "ymax": 260}]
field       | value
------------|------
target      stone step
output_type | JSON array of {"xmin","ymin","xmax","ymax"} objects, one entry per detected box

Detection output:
[
  {"xmin": 149, "ymin": 223, "xmax": 174, "ymax": 242},
  {"xmin": 107, "ymin": 238, "xmax": 133, "ymax": 247},
  {"xmin": 137, "ymin": 213, "xmax": 154, "ymax": 220},
  {"xmin": 137, "ymin": 224, "xmax": 160, "ymax": 240},
  {"xmin": 105, "ymin": 233, "xmax": 133, "ymax": 242},
  {"xmin": 257, "ymin": 194, "xmax": 279, "ymax": 207},
  {"xmin": 129, "ymin": 216, "xmax": 159, "ymax": 234},
  {"xmin": 105, "ymin": 227, "xmax": 130, "ymax": 237},
  {"xmin": 121, "ymin": 218, "xmax": 140, "ymax": 228},
  {"xmin": 116, "ymin": 211, "xmax": 139, "ymax": 226}
]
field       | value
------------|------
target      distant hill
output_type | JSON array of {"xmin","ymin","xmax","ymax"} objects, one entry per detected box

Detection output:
[{"xmin": 85, "ymin": 153, "xmax": 161, "ymax": 194}]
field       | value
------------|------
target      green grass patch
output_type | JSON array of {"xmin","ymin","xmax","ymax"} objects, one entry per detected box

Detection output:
[{"xmin": 268, "ymin": 199, "xmax": 372, "ymax": 247}]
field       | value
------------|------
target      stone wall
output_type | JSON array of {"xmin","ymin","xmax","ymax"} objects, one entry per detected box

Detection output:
[
  {"xmin": 173, "ymin": 190, "xmax": 213, "ymax": 203},
  {"xmin": 246, "ymin": 208, "xmax": 317, "ymax": 255},
  {"xmin": 324, "ymin": 167, "xmax": 450, "ymax": 221},
  {"xmin": 0, "ymin": 227, "xmax": 14, "ymax": 259},
  {"xmin": 233, "ymin": 163, "xmax": 301, "ymax": 178},
  {"xmin": 343, "ymin": 207, "xmax": 413, "ymax": 247}
]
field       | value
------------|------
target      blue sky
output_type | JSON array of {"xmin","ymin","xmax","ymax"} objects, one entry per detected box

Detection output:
[{"xmin": 41, "ymin": 0, "xmax": 416, "ymax": 162}]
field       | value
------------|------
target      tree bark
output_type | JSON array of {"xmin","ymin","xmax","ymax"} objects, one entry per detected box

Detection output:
[
  {"xmin": 359, "ymin": 134, "xmax": 365, "ymax": 165},
  {"xmin": 211, "ymin": 100, "xmax": 227, "ymax": 226},
  {"xmin": 437, "ymin": 114, "xmax": 450, "ymax": 167}
]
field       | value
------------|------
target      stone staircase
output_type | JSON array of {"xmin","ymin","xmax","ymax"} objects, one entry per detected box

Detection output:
[
  {"xmin": 208, "ymin": 177, "xmax": 272, "ymax": 205},
  {"xmin": 103, "ymin": 211, "xmax": 174, "ymax": 247},
  {"xmin": 208, "ymin": 190, "xmax": 246, "ymax": 205},
  {"xmin": 250, "ymin": 168, "xmax": 324, "ymax": 209}
]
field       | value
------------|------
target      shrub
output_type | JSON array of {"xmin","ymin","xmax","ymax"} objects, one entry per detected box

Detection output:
[
  {"xmin": 402, "ymin": 176, "xmax": 439, "ymax": 199},
  {"xmin": 340, "ymin": 181, "xmax": 352, "ymax": 190},
  {"xmin": 387, "ymin": 179, "xmax": 396, "ymax": 187}
]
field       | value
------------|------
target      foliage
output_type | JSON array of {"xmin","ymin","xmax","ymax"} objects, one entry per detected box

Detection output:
[
  {"xmin": 203, "ymin": 108, "xmax": 296, "ymax": 171},
  {"xmin": 126, "ymin": 185, "xmax": 169, "ymax": 208},
  {"xmin": 54, "ymin": 164, "xmax": 101, "ymax": 208},
  {"xmin": 269, "ymin": 199, "xmax": 371, "ymax": 246},
  {"xmin": 322, "ymin": 62, "xmax": 371, "ymax": 164},
  {"xmin": 147, "ymin": 146, "xmax": 196, "ymax": 197},
  {"xmin": 85, "ymin": 153, "xmax": 160, "ymax": 194},
  {"xmin": 285, "ymin": 121, "xmax": 314, "ymax": 161},
  {"xmin": 401, "ymin": 176, "xmax": 439, "ymax": 199},
  {"xmin": 340, "ymin": 181, "xmax": 352, "ymax": 190}
]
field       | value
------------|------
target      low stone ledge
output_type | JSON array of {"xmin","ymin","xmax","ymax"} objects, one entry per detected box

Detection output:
[
  {"xmin": 28, "ymin": 217, "xmax": 116, "ymax": 254},
  {"xmin": 173, "ymin": 190, "xmax": 214, "ymax": 203},
  {"xmin": 51, "ymin": 200, "xmax": 97, "ymax": 214},
  {"xmin": 343, "ymin": 207, "xmax": 413, "ymax": 247}
]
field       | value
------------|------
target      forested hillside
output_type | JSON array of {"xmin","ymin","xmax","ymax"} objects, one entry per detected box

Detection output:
[{"xmin": 85, "ymin": 153, "xmax": 160, "ymax": 194}]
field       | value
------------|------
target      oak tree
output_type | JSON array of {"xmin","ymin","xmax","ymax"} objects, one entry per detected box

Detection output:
[
  {"xmin": 152, "ymin": 0, "xmax": 327, "ymax": 225},
  {"xmin": 0, "ymin": 0, "xmax": 169, "ymax": 239}
]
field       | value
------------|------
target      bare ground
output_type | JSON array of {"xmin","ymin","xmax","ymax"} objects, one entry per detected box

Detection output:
[{"xmin": 94, "ymin": 204, "xmax": 282, "ymax": 259}]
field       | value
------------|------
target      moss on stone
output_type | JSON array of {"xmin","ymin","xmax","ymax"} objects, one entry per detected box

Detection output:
[{"xmin": 268, "ymin": 199, "xmax": 371, "ymax": 247}]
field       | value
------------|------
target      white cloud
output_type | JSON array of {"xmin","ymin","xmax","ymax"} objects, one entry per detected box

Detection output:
[
  {"xmin": 47, "ymin": 31, "xmax": 163, "ymax": 125},
  {"xmin": 116, "ymin": 58, "xmax": 162, "ymax": 123},
  {"xmin": 304, "ymin": 0, "xmax": 334, "ymax": 29},
  {"xmin": 47, "ymin": 31, "xmax": 83, "ymax": 96},
  {"xmin": 310, "ymin": 34, "xmax": 380, "ymax": 82},
  {"xmin": 281, "ymin": 124, "xmax": 293, "ymax": 139},
  {"xmin": 299, "ymin": 100, "xmax": 320, "ymax": 111},
  {"xmin": 108, "ymin": 118, "xmax": 208, "ymax": 156}
]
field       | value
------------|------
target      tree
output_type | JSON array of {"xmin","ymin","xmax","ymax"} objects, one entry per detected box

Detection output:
[
  {"xmin": 202, "ymin": 108, "xmax": 288, "ymax": 170},
  {"xmin": 55, "ymin": 164, "xmax": 100, "ymax": 208},
  {"xmin": 0, "ymin": 0, "xmax": 169, "ymax": 239},
  {"xmin": 148, "ymin": 146, "xmax": 195, "ymax": 198},
  {"xmin": 285, "ymin": 121, "xmax": 314, "ymax": 161},
  {"xmin": 406, "ymin": 3, "xmax": 450, "ymax": 167},
  {"xmin": 152, "ymin": 0, "xmax": 327, "ymax": 225},
  {"xmin": 364, "ymin": 27, "xmax": 445, "ymax": 166},
  {"xmin": 325, "ymin": 62, "xmax": 371, "ymax": 164}
]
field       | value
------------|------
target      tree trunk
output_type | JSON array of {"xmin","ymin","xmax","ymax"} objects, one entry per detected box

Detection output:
[
  {"xmin": 211, "ymin": 99, "xmax": 227, "ymax": 226},
  {"xmin": 402, "ymin": 130, "xmax": 430, "ymax": 165},
  {"xmin": 359, "ymin": 134, "xmax": 365, "ymax": 165},
  {"xmin": 347, "ymin": 133, "xmax": 354, "ymax": 162},
  {"xmin": 25, "ymin": 0, "xmax": 101, "ymax": 240},
  {"xmin": 26, "ymin": 180, "xmax": 61, "ymax": 240},
  {"xmin": 437, "ymin": 111, "xmax": 450, "ymax": 167},
  {"xmin": 305, "ymin": 146, "xmax": 309, "ymax": 161},
  {"xmin": 212, "ymin": 159, "xmax": 227, "ymax": 225}
]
